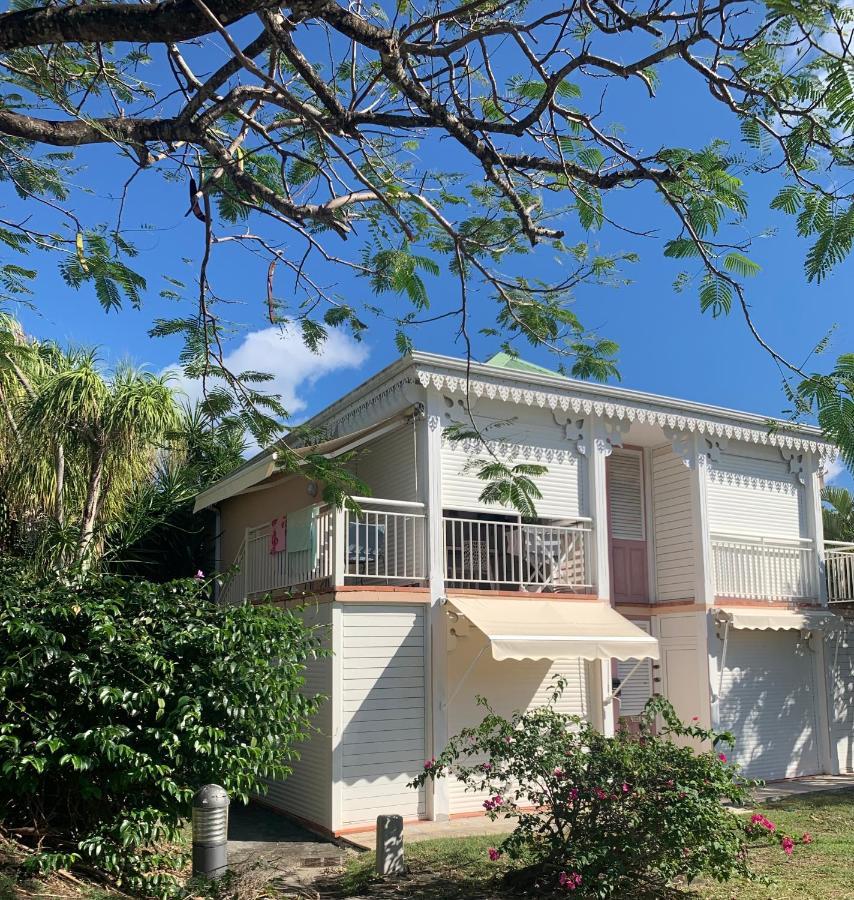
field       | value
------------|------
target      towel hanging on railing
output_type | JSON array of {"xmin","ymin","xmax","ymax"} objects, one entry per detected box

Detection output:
[{"xmin": 270, "ymin": 516, "xmax": 287, "ymax": 554}]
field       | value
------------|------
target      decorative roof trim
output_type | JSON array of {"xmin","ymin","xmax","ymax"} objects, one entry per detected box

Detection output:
[
  {"xmin": 417, "ymin": 368, "xmax": 834, "ymax": 458},
  {"xmin": 442, "ymin": 434, "xmax": 579, "ymax": 465}
]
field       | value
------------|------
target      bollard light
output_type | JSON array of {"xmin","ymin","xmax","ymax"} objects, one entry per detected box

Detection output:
[
  {"xmin": 191, "ymin": 784, "xmax": 229, "ymax": 879},
  {"xmin": 375, "ymin": 814, "xmax": 404, "ymax": 876}
]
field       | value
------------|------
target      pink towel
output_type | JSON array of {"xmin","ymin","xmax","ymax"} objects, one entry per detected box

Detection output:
[{"xmin": 270, "ymin": 516, "xmax": 287, "ymax": 554}]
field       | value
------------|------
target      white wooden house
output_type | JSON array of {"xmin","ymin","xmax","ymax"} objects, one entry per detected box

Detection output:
[{"xmin": 195, "ymin": 351, "xmax": 854, "ymax": 836}]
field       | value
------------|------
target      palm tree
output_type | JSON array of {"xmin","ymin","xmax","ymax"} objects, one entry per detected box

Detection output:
[
  {"xmin": 823, "ymin": 486, "xmax": 854, "ymax": 543},
  {"xmin": 18, "ymin": 353, "xmax": 180, "ymax": 562}
]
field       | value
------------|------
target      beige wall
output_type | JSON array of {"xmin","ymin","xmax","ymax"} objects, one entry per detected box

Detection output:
[{"xmin": 218, "ymin": 474, "xmax": 317, "ymax": 567}]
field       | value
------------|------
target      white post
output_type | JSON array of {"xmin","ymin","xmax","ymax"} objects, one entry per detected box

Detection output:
[
  {"xmin": 584, "ymin": 418, "xmax": 615, "ymax": 736},
  {"xmin": 420, "ymin": 388, "xmax": 449, "ymax": 821},
  {"xmin": 585, "ymin": 418, "xmax": 612, "ymax": 603},
  {"xmin": 688, "ymin": 437, "xmax": 714, "ymax": 608},
  {"xmin": 332, "ymin": 507, "xmax": 346, "ymax": 587},
  {"xmin": 804, "ymin": 454, "xmax": 828, "ymax": 605},
  {"xmin": 330, "ymin": 602, "xmax": 344, "ymax": 832}
]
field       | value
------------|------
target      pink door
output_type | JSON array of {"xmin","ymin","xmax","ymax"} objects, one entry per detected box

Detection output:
[{"xmin": 607, "ymin": 451, "xmax": 648, "ymax": 604}]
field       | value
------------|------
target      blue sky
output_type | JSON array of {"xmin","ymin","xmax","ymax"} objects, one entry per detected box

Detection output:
[{"xmin": 3, "ymin": 18, "xmax": 852, "ymax": 480}]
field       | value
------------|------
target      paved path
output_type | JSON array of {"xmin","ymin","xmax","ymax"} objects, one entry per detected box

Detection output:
[
  {"xmin": 753, "ymin": 772, "xmax": 854, "ymax": 803},
  {"xmin": 227, "ymin": 802, "xmax": 350, "ymax": 888},
  {"xmin": 346, "ymin": 773, "xmax": 854, "ymax": 851}
]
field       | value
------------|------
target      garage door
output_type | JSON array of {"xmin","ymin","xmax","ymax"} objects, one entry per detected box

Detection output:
[
  {"xmin": 340, "ymin": 604, "xmax": 427, "ymax": 827},
  {"xmin": 719, "ymin": 630, "xmax": 820, "ymax": 781},
  {"xmin": 826, "ymin": 619, "xmax": 854, "ymax": 773}
]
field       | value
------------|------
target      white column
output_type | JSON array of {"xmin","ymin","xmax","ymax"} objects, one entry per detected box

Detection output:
[
  {"xmin": 420, "ymin": 388, "xmax": 450, "ymax": 820},
  {"xmin": 332, "ymin": 506, "xmax": 346, "ymax": 587},
  {"xmin": 584, "ymin": 418, "xmax": 615, "ymax": 736},
  {"xmin": 688, "ymin": 437, "xmax": 715, "ymax": 608},
  {"xmin": 803, "ymin": 454, "xmax": 828, "ymax": 605},
  {"xmin": 585, "ymin": 418, "xmax": 612, "ymax": 603},
  {"xmin": 330, "ymin": 602, "xmax": 344, "ymax": 832}
]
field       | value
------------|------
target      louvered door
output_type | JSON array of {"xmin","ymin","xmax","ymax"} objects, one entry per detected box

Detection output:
[{"xmin": 607, "ymin": 450, "xmax": 648, "ymax": 603}]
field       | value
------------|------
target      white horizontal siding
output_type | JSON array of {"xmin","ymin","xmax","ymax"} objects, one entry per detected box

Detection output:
[
  {"xmin": 441, "ymin": 432, "xmax": 583, "ymax": 517},
  {"xmin": 340, "ymin": 605, "xmax": 426, "ymax": 827},
  {"xmin": 652, "ymin": 446, "xmax": 696, "ymax": 602},
  {"xmin": 348, "ymin": 424, "xmax": 418, "ymax": 501},
  {"xmin": 260, "ymin": 602, "xmax": 333, "ymax": 829},
  {"xmin": 707, "ymin": 448, "xmax": 804, "ymax": 539},
  {"xmin": 827, "ymin": 617, "xmax": 854, "ymax": 774},
  {"xmin": 447, "ymin": 627, "xmax": 588, "ymax": 814}
]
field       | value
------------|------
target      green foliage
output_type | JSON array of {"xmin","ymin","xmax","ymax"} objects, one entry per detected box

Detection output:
[
  {"xmin": 412, "ymin": 688, "xmax": 805, "ymax": 897},
  {"xmin": 0, "ymin": 563, "xmax": 324, "ymax": 895},
  {"xmin": 797, "ymin": 358, "xmax": 854, "ymax": 468},
  {"xmin": 822, "ymin": 486, "xmax": 854, "ymax": 543}
]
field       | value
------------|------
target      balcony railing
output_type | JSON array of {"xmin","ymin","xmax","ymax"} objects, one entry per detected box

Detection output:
[
  {"xmin": 825, "ymin": 541, "xmax": 854, "ymax": 603},
  {"xmin": 218, "ymin": 498, "xmax": 426, "ymax": 604},
  {"xmin": 443, "ymin": 514, "xmax": 592, "ymax": 593},
  {"xmin": 711, "ymin": 532, "xmax": 818, "ymax": 602},
  {"xmin": 345, "ymin": 499, "xmax": 426, "ymax": 582}
]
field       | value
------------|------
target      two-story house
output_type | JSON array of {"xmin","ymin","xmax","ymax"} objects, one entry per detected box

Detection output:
[{"xmin": 194, "ymin": 351, "xmax": 854, "ymax": 838}]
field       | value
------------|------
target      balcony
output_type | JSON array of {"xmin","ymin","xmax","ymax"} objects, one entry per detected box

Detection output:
[
  {"xmin": 220, "ymin": 498, "xmax": 427, "ymax": 604},
  {"xmin": 826, "ymin": 542, "xmax": 854, "ymax": 604},
  {"xmin": 443, "ymin": 513, "xmax": 593, "ymax": 593},
  {"xmin": 711, "ymin": 532, "xmax": 819, "ymax": 602}
]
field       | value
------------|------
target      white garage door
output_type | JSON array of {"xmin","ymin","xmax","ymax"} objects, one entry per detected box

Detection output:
[
  {"xmin": 719, "ymin": 630, "xmax": 820, "ymax": 781},
  {"xmin": 826, "ymin": 619, "xmax": 854, "ymax": 773},
  {"xmin": 340, "ymin": 604, "xmax": 427, "ymax": 827}
]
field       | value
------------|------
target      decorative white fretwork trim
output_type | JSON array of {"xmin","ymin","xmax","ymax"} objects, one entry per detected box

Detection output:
[
  {"xmin": 418, "ymin": 368, "xmax": 834, "ymax": 459},
  {"xmin": 442, "ymin": 434, "xmax": 578, "ymax": 466},
  {"xmin": 708, "ymin": 467, "xmax": 799, "ymax": 495}
]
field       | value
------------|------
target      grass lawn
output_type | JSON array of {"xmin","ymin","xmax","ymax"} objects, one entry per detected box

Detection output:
[{"xmin": 334, "ymin": 789, "xmax": 854, "ymax": 900}]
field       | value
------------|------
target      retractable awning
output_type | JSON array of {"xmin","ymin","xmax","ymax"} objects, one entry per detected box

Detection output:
[
  {"xmin": 449, "ymin": 596, "xmax": 660, "ymax": 662},
  {"xmin": 713, "ymin": 607, "xmax": 838, "ymax": 632}
]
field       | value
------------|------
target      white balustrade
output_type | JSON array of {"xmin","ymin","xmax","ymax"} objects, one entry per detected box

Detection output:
[
  {"xmin": 344, "ymin": 499, "xmax": 427, "ymax": 582},
  {"xmin": 711, "ymin": 532, "xmax": 818, "ymax": 601},
  {"xmin": 825, "ymin": 541, "xmax": 854, "ymax": 603},
  {"xmin": 443, "ymin": 515, "xmax": 592, "ymax": 592}
]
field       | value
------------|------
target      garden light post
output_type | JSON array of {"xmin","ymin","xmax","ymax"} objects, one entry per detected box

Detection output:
[{"xmin": 191, "ymin": 784, "xmax": 229, "ymax": 879}]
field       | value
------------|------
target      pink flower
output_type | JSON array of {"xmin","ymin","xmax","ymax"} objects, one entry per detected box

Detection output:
[
  {"xmin": 782, "ymin": 836, "xmax": 795, "ymax": 857},
  {"xmin": 483, "ymin": 794, "xmax": 504, "ymax": 812},
  {"xmin": 594, "ymin": 788, "xmax": 607, "ymax": 800},
  {"xmin": 718, "ymin": 752, "xmax": 728, "ymax": 763},
  {"xmin": 621, "ymin": 782, "xmax": 630, "ymax": 793},
  {"xmin": 801, "ymin": 833, "xmax": 813, "ymax": 845},
  {"xmin": 553, "ymin": 767, "xmax": 564, "ymax": 778},
  {"xmin": 423, "ymin": 758, "xmax": 436, "ymax": 771},
  {"xmin": 488, "ymin": 847, "xmax": 501, "ymax": 861},
  {"xmin": 569, "ymin": 787, "xmax": 579, "ymax": 801},
  {"xmin": 194, "ymin": 569, "xmax": 205, "ymax": 580},
  {"xmin": 692, "ymin": 716, "xmax": 700, "ymax": 722},
  {"xmin": 558, "ymin": 871, "xmax": 583, "ymax": 890},
  {"xmin": 750, "ymin": 813, "xmax": 776, "ymax": 833},
  {"xmin": 481, "ymin": 762, "xmax": 493, "ymax": 772}
]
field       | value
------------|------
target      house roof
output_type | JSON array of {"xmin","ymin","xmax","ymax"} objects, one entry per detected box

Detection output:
[{"xmin": 194, "ymin": 349, "xmax": 834, "ymax": 510}]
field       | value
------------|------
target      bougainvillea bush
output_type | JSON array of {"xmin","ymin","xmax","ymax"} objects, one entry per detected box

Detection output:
[
  {"xmin": 412, "ymin": 682, "xmax": 805, "ymax": 897},
  {"xmin": 0, "ymin": 563, "xmax": 324, "ymax": 895}
]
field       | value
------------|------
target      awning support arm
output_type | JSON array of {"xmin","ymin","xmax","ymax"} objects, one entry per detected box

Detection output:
[
  {"xmin": 442, "ymin": 645, "xmax": 487, "ymax": 711},
  {"xmin": 715, "ymin": 618, "xmax": 731, "ymax": 703},
  {"xmin": 604, "ymin": 658, "xmax": 645, "ymax": 706}
]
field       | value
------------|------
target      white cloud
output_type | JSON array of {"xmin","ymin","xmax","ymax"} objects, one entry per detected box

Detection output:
[
  {"xmin": 824, "ymin": 454, "xmax": 847, "ymax": 485},
  {"xmin": 165, "ymin": 325, "xmax": 370, "ymax": 426}
]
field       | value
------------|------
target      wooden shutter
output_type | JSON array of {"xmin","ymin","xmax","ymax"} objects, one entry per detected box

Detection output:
[{"xmin": 608, "ymin": 452, "xmax": 644, "ymax": 540}]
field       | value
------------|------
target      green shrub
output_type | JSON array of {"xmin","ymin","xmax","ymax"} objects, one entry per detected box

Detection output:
[
  {"xmin": 0, "ymin": 563, "xmax": 324, "ymax": 895},
  {"xmin": 412, "ymin": 683, "xmax": 805, "ymax": 897}
]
